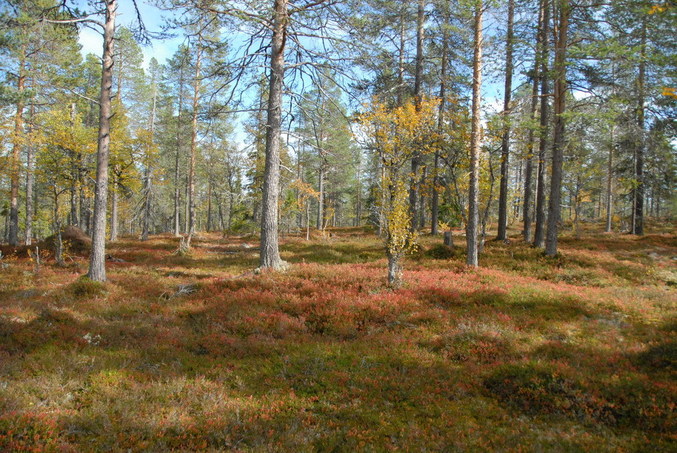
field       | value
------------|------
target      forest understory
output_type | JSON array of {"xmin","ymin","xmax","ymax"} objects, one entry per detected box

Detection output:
[{"xmin": 0, "ymin": 223, "xmax": 675, "ymax": 451}]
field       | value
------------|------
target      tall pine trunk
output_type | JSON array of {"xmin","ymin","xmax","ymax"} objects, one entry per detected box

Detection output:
[
  {"xmin": 188, "ymin": 37, "xmax": 202, "ymax": 241},
  {"xmin": 466, "ymin": 1, "xmax": 483, "ymax": 267},
  {"xmin": 523, "ymin": 0, "xmax": 546, "ymax": 242},
  {"xmin": 9, "ymin": 55, "xmax": 25, "ymax": 246},
  {"xmin": 87, "ymin": 0, "xmax": 117, "ymax": 282},
  {"xmin": 605, "ymin": 127, "xmax": 614, "ymax": 232},
  {"xmin": 141, "ymin": 75, "xmax": 157, "ymax": 242},
  {"xmin": 431, "ymin": 36, "xmax": 447, "ymax": 235},
  {"xmin": 496, "ymin": 0, "xmax": 515, "ymax": 241},
  {"xmin": 409, "ymin": 0, "xmax": 425, "ymax": 231},
  {"xmin": 25, "ymin": 101, "xmax": 35, "ymax": 245},
  {"xmin": 533, "ymin": 0, "xmax": 550, "ymax": 248},
  {"xmin": 632, "ymin": 17, "xmax": 646, "ymax": 235},
  {"xmin": 545, "ymin": 0, "xmax": 569, "ymax": 257},
  {"xmin": 522, "ymin": 73, "xmax": 539, "ymax": 241},
  {"xmin": 259, "ymin": 0, "xmax": 287, "ymax": 269},
  {"xmin": 110, "ymin": 171, "xmax": 118, "ymax": 241}
]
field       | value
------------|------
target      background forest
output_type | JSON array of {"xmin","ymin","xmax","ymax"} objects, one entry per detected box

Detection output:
[{"xmin": 0, "ymin": 0, "xmax": 674, "ymax": 275}]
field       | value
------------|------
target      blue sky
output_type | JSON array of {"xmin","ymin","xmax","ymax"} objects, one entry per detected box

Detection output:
[{"xmin": 77, "ymin": 0, "xmax": 183, "ymax": 68}]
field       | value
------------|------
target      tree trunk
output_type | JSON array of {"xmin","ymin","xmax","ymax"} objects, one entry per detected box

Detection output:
[
  {"xmin": 188, "ymin": 38, "xmax": 202, "ymax": 240},
  {"xmin": 522, "ymin": 70, "xmax": 538, "ymax": 241},
  {"xmin": 409, "ymin": 0, "xmax": 425, "ymax": 231},
  {"xmin": 142, "ymin": 73, "xmax": 157, "ymax": 242},
  {"xmin": 632, "ymin": 17, "xmax": 646, "ymax": 235},
  {"xmin": 9, "ymin": 57, "xmax": 26, "ymax": 246},
  {"xmin": 605, "ymin": 126, "xmax": 614, "ymax": 232},
  {"xmin": 25, "ymin": 101, "xmax": 35, "ymax": 246},
  {"xmin": 432, "ymin": 19, "xmax": 449, "ymax": 236},
  {"xmin": 87, "ymin": 0, "xmax": 116, "ymax": 282},
  {"xmin": 206, "ymin": 178, "xmax": 212, "ymax": 232},
  {"xmin": 110, "ymin": 173, "xmax": 118, "ymax": 241},
  {"xmin": 317, "ymin": 161, "xmax": 324, "ymax": 229},
  {"xmin": 173, "ymin": 61, "xmax": 186, "ymax": 237},
  {"xmin": 534, "ymin": 0, "xmax": 550, "ymax": 248},
  {"xmin": 544, "ymin": 0, "xmax": 569, "ymax": 257},
  {"xmin": 496, "ymin": 0, "xmax": 515, "ymax": 241},
  {"xmin": 387, "ymin": 250, "xmax": 403, "ymax": 288},
  {"xmin": 259, "ymin": 0, "xmax": 287, "ymax": 269},
  {"xmin": 466, "ymin": 2, "xmax": 483, "ymax": 267}
]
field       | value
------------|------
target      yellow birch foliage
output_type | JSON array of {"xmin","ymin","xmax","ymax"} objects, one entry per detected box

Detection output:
[{"xmin": 360, "ymin": 97, "xmax": 439, "ymax": 260}]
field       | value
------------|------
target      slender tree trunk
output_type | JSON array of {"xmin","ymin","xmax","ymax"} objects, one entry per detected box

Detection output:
[
  {"xmin": 497, "ymin": 0, "xmax": 515, "ymax": 241},
  {"xmin": 522, "ymin": 69, "xmax": 539, "ymax": 241},
  {"xmin": 9, "ymin": 57, "xmax": 26, "ymax": 246},
  {"xmin": 188, "ymin": 38, "xmax": 202, "ymax": 241},
  {"xmin": 605, "ymin": 127, "xmax": 614, "ymax": 232},
  {"xmin": 53, "ymin": 192, "xmax": 64, "ymax": 267},
  {"xmin": 68, "ymin": 103, "xmax": 79, "ymax": 227},
  {"xmin": 409, "ymin": 0, "xmax": 425, "ymax": 231},
  {"xmin": 467, "ymin": 2, "xmax": 483, "ymax": 267},
  {"xmin": 355, "ymin": 162, "xmax": 362, "ymax": 227},
  {"xmin": 545, "ymin": 0, "xmax": 569, "ymax": 257},
  {"xmin": 633, "ymin": 18, "xmax": 646, "ymax": 235},
  {"xmin": 110, "ymin": 172, "xmax": 118, "ymax": 241},
  {"xmin": 141, "ymin": 74, "xmax": 157, "ymax": 242},
  {"xmin": 397, "ymin": 12, "xmax": 406, "ymax": 106},
  {"xmin": 87, "ymin": 0, "xmax": 117, "ymax": 282},
  {"xmin": 206, "ymin": 178, "xmax": 212, "ymax": 232},
  {"xmin": 534, "ymin": 0, "xmax": 550, "ymax": 248},
  {"xmin": 25, "ymin": 101, "xmax": 35, "ymax": 245},
  {"xmin": 317, "ymin": 162, "xmax": 324, "ymax": 229},
  {"xmin": 173, "ymin": 62, "xmax": 186, "ymax": 237},
  {"xmin": 259, "ymin": 0, "xmax": 287, "ymax": 269},
  {"xmin": 419, "ymin": 167, "xmax": 427, "ymax": 229},
  {"xmin": 432, "ymin": 21, "xmax": 449, "ymax": 235}
]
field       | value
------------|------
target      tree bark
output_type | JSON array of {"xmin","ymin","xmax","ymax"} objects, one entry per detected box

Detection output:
[
  {"xmin": 466, "ymin": 2, "xmax": 483, "ymax": 267},
  {"xmin": 9, "ymin": 56, "xmax": 26, "ymax": 246},
  {"xmin": 188, "ymin": 36, "xmax": 203, "ymax": 240},
  {"xmin": 259, "ymin": 0, "xmax": 287, "ymax": 269},
  {"xmin": 632, "ymin": 17, "xmax": 646, "ymax": 235},
  {"xmin": 317, "ymin": 162, "xmax": 325, "ymax": 229},
  {"xmin": 533, "ymin": 0, "xmax": 550, "ymax": 248},
  {"xmin": 432, "ymin": 18, "xmax": 449, "ymax": 236},
  {"xmin": 409, "ymin": 0, "xmax": 425, "ymax": 231},
  {"xmin": 25, "ymin": 100, "xmax": 35, "ymax": 245},
  {"xmin": 523, "ymin": 0, "xmax": 545, "ymax": 242},
  {"xmin": 110, "ymin": 171, "xmax": 118, "ymax": 241},
  {"xmin": 605, "ymin": 127, "xmax": 614, "ymax": 232},
  {"xmin": 141, "ymin": 73, "xmax": 157, "ymax": 242},
  {"xmin": 496, "ymin": 0, "xmax": 515, "ymax": 241},
  {"xmin": 87, "ymin": 0, "xmax": 117, "ymax": 282},
  {"xmin": 173, "ymin": 58, "xmax": 186, "ymax": 237},
  {"xmin": 544, "ymin": 0, "xmax": 569, "ymax": 257}
]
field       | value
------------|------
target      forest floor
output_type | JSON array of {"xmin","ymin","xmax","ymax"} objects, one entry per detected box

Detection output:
[{"xmin": 0, "ymin": 223, "xmax": 675, "ymax": 451}]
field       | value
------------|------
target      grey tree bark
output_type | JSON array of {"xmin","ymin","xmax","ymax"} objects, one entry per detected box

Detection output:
[
  {"xmin": 8, "ymin": 54, "xmax": 25, "ymax": 246},
  {"xmin": 496, "ymin": 0, "xmax": 515, "ymax": 241},
  {"xmin": 523, "ymin": 0, "xmax": 545, "ymax": 242},
  {"xmin": 409, "ymin": 0, "xmax": 425, "ymax": 231},
  {"xmin": 533, "ymin": 0, "xmax": 550, "ymax": 248},
  {"xmin": 141, "ymin": 68, "xmax": 157, "ymax": 241},
  {"xmin": 545, "ymin": 0, "xmax": 569, "ymax": 257},
  {"xmin": 466, "ymin": 1, "xmax": 483, "ymax": 267},
  {"xmin": 110, "ymin": 171, "xmax": 118, "ymax": 241},
  {"xmin": 173, "ymin": 57, "xmax": 187, "ymax": 237},
  {"xmin": 259, "ymin": 0, "xmax": 287, "ymax": 269},
  {"xmin": 632, "ymin": 17, "xmax": 646, "ymax": 236},
  {"xmin": 87, "ymin": 0, "xmax": 117, "ymax": 282},
  {"xmin": 25, "ymin": 101, "xmax": 36, "ymax": 245},
  {"xmin": 188, "ymin": 35, "xmax": 203, "ymax": 242}
]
